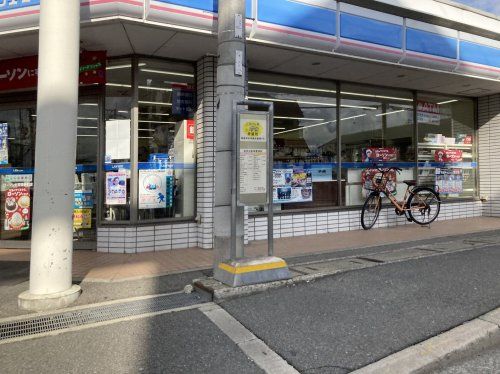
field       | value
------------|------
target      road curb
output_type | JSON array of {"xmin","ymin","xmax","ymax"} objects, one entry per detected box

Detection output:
[{"xmin": 351, "ymin": 307, "xmax": 500, "ymax": 374}]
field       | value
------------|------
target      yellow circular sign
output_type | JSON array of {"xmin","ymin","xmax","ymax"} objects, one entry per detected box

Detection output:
[{"xmin": 243, "ymin": 121, "xmax": 263, "ymax": 138}]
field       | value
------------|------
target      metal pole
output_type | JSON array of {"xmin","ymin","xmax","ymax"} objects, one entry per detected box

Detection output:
[{"xmin": 268, "ymin": 104, "xmax": 274, "ymax": 257}]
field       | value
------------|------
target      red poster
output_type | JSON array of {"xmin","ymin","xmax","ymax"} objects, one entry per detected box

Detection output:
[
  {"xmin": 0, "ymin": 51, "xmax": 106, "ymax": 92},
  {"xmin": 186, "ymin": 119, "xmax": 195, "ymax": 140},
  {"xmin": 5, "ymin": 187, "xmax": 31, "ymax": 231},
  {"xmin": 434, "ymin": 149, "xmax": 463, "ymax": 163},
  {"xmin": 362, "ymin": 169, "xmax": 397, "ymax": 195},
  {"xmin": 362, "ymin": 147, "xmax": 398, "ymax": 162}
]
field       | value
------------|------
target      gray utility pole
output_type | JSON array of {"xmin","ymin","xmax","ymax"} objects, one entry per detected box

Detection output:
[
  {"xmin": 18, "ymin": 0, "xmax": 81, "ymax": 311},
  {"xmin": 213, "ymin": 0, "xmax": 246, "ymax": 265}
]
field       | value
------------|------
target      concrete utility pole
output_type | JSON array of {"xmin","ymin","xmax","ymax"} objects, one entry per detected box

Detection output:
[
  {"xmin": 18, "ymin": 0, "xmax": 81, "ymax": 311},
  {"xmin": 213, "ymin": 0, "xmax": 246, "ymax": 265}
]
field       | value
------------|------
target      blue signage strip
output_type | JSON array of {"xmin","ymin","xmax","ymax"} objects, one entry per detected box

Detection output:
[
  {"xmin": 406, "ymin": 28, "xmax": 457, "ymax": 60},
  {"xmin": 156, "ymin": 0, "xmax": 252, "ymax": 18},
  {"xmin": 460, "ymin": 41, "xmax": 500, "ymax": 68},
  {"xmin": 138, "ymin": 162, "xmax": 196, "ymax": 170},
  {"xmin": 258, "ymin": 0, "xmax": 336, "ymax": 36},
  {"xmin": 340, "ymin": 13, "xmax": 402, "ymax": 49},
  {"xmin": 0, "ymin": 0, "xmax": 39, "ymax": 12}
]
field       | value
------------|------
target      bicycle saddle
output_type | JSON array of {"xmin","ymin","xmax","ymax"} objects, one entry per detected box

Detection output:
[{"xmin": 403, "ymin": 180, "xmax": 417, "ymax": 186}]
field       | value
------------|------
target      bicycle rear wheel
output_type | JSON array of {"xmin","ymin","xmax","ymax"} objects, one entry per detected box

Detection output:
[
  {"xmin": 361, "ymin": 192, "xmax": 381, "ymax": 230},
  {"xmin": 407, "ymin": 187, "xmax": 440, "ymax": 225}
]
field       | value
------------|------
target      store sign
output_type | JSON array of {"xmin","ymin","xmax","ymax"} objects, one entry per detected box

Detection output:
[
  {"xmin": 105, "ymin": 172, "xmax": 127, "ymax": 205},
  {"xmin": 138, "ymin": 169, "xmax": 168, "ymax": 209},
  {"xmin": 434, "ymin": 149, "xmax": 463, "ymax": 163},
  {"xmin": 0, "ymin": 123, "xmax": 8, "ymax": 165},
  {"xmin": 417, "ymin": 100, "xmax": 440, "ymax": 125},
  {"xmin": 0, "ymin": 1, "xmax": 39, "ymax": 11},
  {"xmin": 0, "ymin": 51, "xmax": 106, "ymax": 92},
  {"xmin": 172, "ymin": 84, "xmax": 195, "ymax": 117},
  {"xmin": 238, "ymin": 111, "xmax": 269, "ymax": 205},
  {"xmin": 361, "ymin": 147, "xmax": 398, "ymax": 162},
  {"xmin": 273, "ymin": 168, "xmax": 313, "ymax": 204},
  {"xmin": 436, "ymin": 168, "xmax": 463, "ymax": 194},
  {"xmin": 4, "ymin": 186, "xmax": 30, "ymax": 231},
  {"xmin": 73, "ymin": 208, "xmax": 92, "ymax": 229}
]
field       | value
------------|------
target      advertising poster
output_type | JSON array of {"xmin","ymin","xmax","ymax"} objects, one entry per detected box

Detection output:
[
  {"xmin": 362, "ymin": 147, "xmax": 398, "ymax": 162},
  {"xmin": 434, "ymin": 149, "xmax": 463, "ymax": 163},
  {"xmin": 74, "ymin": 190, "xmax": 94, "ymax": 209},
  {"xmin": 105, "ymin": 119, "xmax": 131, "ymax": 162},
  {"xmin": 73, "ymin": 209, "xmax": 92, "ymax": 229},
  {"xmin": 139, "ymin": 169, "xmax": 168, "ymax": 209},
  {"xmin": 417, "ymin": 101, "xmax": 440, "ymax": 125},
  {"xmin": 172, "ymin": 84, "xmax": 195, "ymax": 117},
  {"xmin": 311, "ymin": 166, "xmax": 333, "ymax": 182},
  {"xmin": 361, "ymin": 169, "xmax": 397, "ymax": 197},
  {"xmin": 105, "ymin": 172, "xmax": 127, "ymax": 205},
  {"xmin": 436, "ymin": 168, "xmax": 463, "ymax": 194},
  {"xmin": 273, "ymin": 168, "xmax": 313, "ymax": 204},
  {"xmin": 0, "ymin": 123, "xmax": 8, "ymax": 165},
  {"xmin": 4, "ymin": 187, "xmax": 30, "ymax": 231}
]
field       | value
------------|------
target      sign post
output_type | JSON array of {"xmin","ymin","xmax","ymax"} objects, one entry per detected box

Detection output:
[{"xmin": 214, "ymin": 100, "xmax": 291, "ymax": 287}]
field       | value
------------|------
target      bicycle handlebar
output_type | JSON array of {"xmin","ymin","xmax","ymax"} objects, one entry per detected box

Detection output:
[{"xmin": 372, "ymin": 164, "xmax": 402, "ymax": 174}]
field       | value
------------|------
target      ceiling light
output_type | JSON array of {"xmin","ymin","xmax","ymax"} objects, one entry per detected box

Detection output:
[
  {"xmin": 375, "ymin": 110, "xmax": 406, "ymax": 117},
  {"xmin": 139, "ymin": 86, "xmax": 173, "ymax": 92},
  {"xmin": 274, "ymin": 120, "xmax": 336, "ymax": 135},
  {"xmin": 77, "ymin": 126, "xmax": 98, "ymax": 129},
  {"xmin": 140, "ymin": 69, "xmax": 194, "ymax": 77},
  {"xmin": 437, "ymin": 99, "xmax": 459, "ymax": 105},
  {"xmin": 139, "ymin": 112, "xmax": 171, "ymax": 116},
  {"xmin": 138, "ymin": 136, "xmax": 154, "ymax": 139},
  {"xmin": 77, "ymin": 117, "xmax": 98, "ymax": 121},
  {"xmin": 138, "ymin": 120, "xmax": 177, "ymax": 124},
  {"xmin": 249, "ymin": 81, "xmax": 336, "ymax": 94},
  {"xmin": 138, "ymin": 101, "xmax": 172, "ymax": 106},
  {"xmin": 139, "ymin": 129, "xmax": 155, "ymax": 132},
  {"xmin": 247, "ymin": 96, "xmax": 335, "ymax": 107},
  {"xmin": 106, "ymin": 83, "xmax": 132, "ymax": 88},
  {"xmin": 274, "ymin": 116, "xmax": 325, "ymax": 121},
  {"xmin": 106, "ymin": 63, "xmax": 146, "ymax": 70},
  {"xmin": 341, "ymin": 91, "xmax": 413, "ymax": 102},
  {"xmin": 77, "ymin": 134, "xmax": 98, "ymax": 137},
  {"xmin": 80, "ymin": 103, "xmax": 98, "ymax": 106}
]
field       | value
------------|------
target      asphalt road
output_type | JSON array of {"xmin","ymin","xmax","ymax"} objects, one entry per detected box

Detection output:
[
  {"xmin": 0, "ymin": 309, "xmax": 263, "ymax": 374},
  {"xmin": 222, "ymin": 246, "xmax": 500, "ymax": 373}
]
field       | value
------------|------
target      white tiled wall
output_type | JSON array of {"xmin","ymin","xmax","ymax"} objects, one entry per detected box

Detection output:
[
  {"xmin": 246, "ymin": 201, "xmax": 482, "ymax": 241},
  {"xmin": 478, "ymin": 94, "xmax": 500, "ymax": 217}
]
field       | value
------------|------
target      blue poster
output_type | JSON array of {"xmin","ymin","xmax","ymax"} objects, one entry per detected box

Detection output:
[
  {"xmin": 0, "ymin": 123, "xmax": 8, "ymax": 165},
  {"xmin": 74, "ymin": 190, "xmax": 94, "ymax": 209}
]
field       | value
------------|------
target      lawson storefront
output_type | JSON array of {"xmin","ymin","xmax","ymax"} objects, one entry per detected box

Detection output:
[{"xmin": 0, "ymin": 0, "xmax": 499, "ymax": 252}]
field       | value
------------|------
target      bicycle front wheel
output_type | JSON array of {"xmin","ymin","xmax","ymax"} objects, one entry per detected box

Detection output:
[
  {"xmin": 361, "ymin": 192, "xmax": 381, "ymax": 230},
  {"xmin": 407, "ymin": 187, "xmax": 441, "ymax": 225}
]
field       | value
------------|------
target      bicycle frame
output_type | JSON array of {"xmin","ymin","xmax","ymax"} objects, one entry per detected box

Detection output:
[{"xmin": 371, "ymin": 171, "xmax": 422, "ymax": 213}]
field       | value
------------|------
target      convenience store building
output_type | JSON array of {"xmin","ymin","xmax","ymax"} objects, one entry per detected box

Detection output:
[{"xmin": 0, "ymin": 0, "xmax": 499, "ymax": 256}]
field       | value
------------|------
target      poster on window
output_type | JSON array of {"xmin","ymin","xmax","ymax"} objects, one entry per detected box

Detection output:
[
  {"xmin": 74, "ymin": 190, "xmax": 94, "ymax": 209},
  {"xmin": 105, "ymin": 172, "xmax": 127, "ymax": 205},
  {"xmin": 310, "ymin": 166, "xmax": 333, "ymax": 182},
  {"xmin": 417, "ymin": 101, "xmax": 440, "ymax": 125},
  {"xmin": 73, "ymin": 208, "xmax": 92, "ymax": 229},
  {"xmin": 434, "ymin": 149, "xmax": 463, "ymax": 163},
  {"xmin": 172, "ymin": 84, "xmax": 195, "ymax": 117},
  {"xmin": 436, "ymin": 168, "xmax": 463, "ymax": 194},
  {"xmin": 139, "ymin": 169, "xmax": 168, "ymax": 209},
  {"xmin": 273, "ymin": 168, "xmax": 313, "ymax": 203},
  {"xmin": 4, "ymin": 187, "xmax": 30, "ymax": 231},
  {"xmin": 0, "ymin": 123, "xmax": 8, "ymax": 165},
  {"xmin": 361, "ymin": 169, "xmax": 397, "ymax": 197},
  {"xmin": 361, "ymin": 147, "xmax": 398, "ymax": 162}
]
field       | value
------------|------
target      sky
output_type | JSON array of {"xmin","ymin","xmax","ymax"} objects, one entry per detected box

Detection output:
[{"xmin": 452, "ymin": 0, "xmax": 500, "ymax": 15}]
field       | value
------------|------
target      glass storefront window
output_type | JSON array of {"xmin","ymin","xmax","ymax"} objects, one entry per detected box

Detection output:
[
  {"xmin": 137, "ymin": 59, "xmax": 195, "ymax": 220},
  {"xmin": 340, "ymin": 84, "xmax": 415, "ymax": 206},
  {"xmin": 248, "ymin": 72, "xmax": 338, "ymax": 211},
  {"xmin": 103, "ymin": 59, "xmax": 132, "ymax": 221},
  {"xmin": 0, "ymin": 104, "xmax": 36, "ymax": 240},
  {"xmin": 416, "ymin": 94, "xmax": 476, "ymax": 199}
]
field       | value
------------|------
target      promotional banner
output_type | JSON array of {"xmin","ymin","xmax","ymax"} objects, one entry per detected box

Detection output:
[
  {"xmin": 0, "ymin": 51, "xmax": 106, "ymax": 92},
  {"xmin": 417, "ymin": 100, "xmax": 440, "ymax": 125},
  {"xmin": 4, "ymin": 187, "xmax": 30, "ymax": 231},
  {"xmin": 105, "ymin": 172, "xmax": 127, "ymax": 205},
  {"xmin": 73, "ymin": 209, "xmax": 92, "ymax": 229},
  {"xmin": 0, "ymin": 123, "xmax": 8, "ymax": 165},
  {"xmin": 310, "ymin": 166, "xmax": 333, "ymax": 182},
  {"xmin": 434, "ymin": 149, "xmax": 463, "ymax": 163},
  {"xmin": 273, "ymin": 168, "xmax": 313, "ymax": 203},
  {"xmin": 139, "ymin": 169, "xmax": 169, "ymax": 209},
  {"xmin": 361, "ymin": 147, "xmax": 398, "ymax": 162},
  {"xmin": 361, "ymin": 168, "xmax": 397, "ymax": 197},
  {"xmin": 74, "ymin": 190, "xmax": 94, "ymax": 209},
  {"xmin": 436, "ymin": 168, "xmax": 463, "ymax": 194}
]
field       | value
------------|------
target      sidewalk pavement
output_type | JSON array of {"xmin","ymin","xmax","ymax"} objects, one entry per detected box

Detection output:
[{"xmin": 1, "ymin": 217, "xmax": 499, "ymax": 282}]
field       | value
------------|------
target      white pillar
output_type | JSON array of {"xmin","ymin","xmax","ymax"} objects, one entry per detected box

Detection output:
[{"xmin": 18, "ymin": 0, "xmax": 81, "ymax": 311}]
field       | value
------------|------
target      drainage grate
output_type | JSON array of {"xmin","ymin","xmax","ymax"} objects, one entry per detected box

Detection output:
[{"xmin": 1, "ymin": 292, "xmax": 208, "ymax": 341}]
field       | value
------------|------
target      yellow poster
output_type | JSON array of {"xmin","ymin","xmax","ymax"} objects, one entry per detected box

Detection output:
[{"xmin": 73, "ymin": 208, "xmax": 92, "ymax": 229}]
